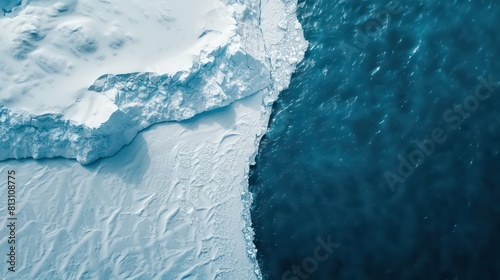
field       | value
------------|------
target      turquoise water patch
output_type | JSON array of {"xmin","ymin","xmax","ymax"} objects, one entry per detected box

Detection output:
[{"xmin": 0, "ymin": 0, "xmax": 21, "ymax": 15}]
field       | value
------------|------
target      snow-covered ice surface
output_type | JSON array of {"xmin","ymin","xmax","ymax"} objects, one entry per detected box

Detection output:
[
  {"xmin": 0, "ymin": 0, "xmax": 271, "ymax": 164},
  {"xmin": 1, "ymin": 92, "xmax": 266, "ymax": 279},
  {"xmin": 0, "ymin": 0, "xmax": 236, "ymax": 113},
  {"xmin": 0, "ymin": 0, "xmax": 306, "ymax": 278}
]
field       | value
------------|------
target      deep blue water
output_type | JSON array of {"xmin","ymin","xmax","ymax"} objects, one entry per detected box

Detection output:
[{"xmin": 250, "ymin": 0, "xmax": 500, "ymax": 279}]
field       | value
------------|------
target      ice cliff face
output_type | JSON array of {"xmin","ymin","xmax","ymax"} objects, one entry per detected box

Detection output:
[
  {"xmin": 0, "ymin": 46, "xmax": 271, "ymax": 164},
  {"xmin": 0, "ymin": 0, "xmax": 275, "ymax": 164}
]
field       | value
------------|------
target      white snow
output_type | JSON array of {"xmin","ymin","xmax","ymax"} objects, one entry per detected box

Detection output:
[
  {"xmin": 1, "ymin": 92, "xmax": 266, "ymax": 279},
  {"xmin": 0, "ymin": 0, "xmax": 235, "ymax": 116},
  {"xmin": 63, "ymin": 90, "xmax": 118, "ymax": 128},
  {"xmin": 0, "ymin": 0, "xmax": 307, "ymax": 278},
  {"xmin": 0, "ymin": 0, "xmax": 272, "ymax": 164}
]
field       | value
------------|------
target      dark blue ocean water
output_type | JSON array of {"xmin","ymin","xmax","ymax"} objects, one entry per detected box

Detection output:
[{"xmin": 250, "ymin": 0, "xmax": 500, "ymax": 279}]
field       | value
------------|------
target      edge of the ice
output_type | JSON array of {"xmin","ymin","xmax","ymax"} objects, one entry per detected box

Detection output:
[{"xmin": 242, "ymin": 0, "xmax": 308, "ymax": 278}]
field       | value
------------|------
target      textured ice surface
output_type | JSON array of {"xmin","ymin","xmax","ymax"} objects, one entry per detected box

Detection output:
[
  {"xmin": 0, "ymin": 0, "xmax": 306, "ymax": 278},
  {"xmin": 0, "ymin": 47, "xmax": 271, "ymax": 164},
  {"xmin": 0, "ymin": 0, "xmax": 270, "ymax": 164},
  {"xmin": 1, "ymin": 92, "xmax": 267, "ymax": 279}
]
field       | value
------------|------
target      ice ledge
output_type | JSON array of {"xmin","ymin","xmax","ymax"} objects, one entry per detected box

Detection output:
[
  {"xmin": 0, "ymin": 0, "xmax": 274, "ymax": 165},
  {"xmin": 0, "ymin": 46, "xmax": 271, "ymax": 164}
]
